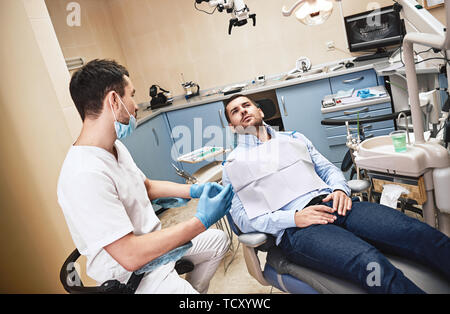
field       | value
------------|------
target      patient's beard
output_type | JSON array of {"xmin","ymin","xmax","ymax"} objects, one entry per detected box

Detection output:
[{"xmin": 234, "ymin": 124, "xmax": 269, "ymax": 141}]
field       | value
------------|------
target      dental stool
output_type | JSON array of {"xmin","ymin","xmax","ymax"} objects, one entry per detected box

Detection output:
[
  {"xmin": 60, "ymin": 247, "xmax": 194, "ymax": 294},
  {"xmin": 226, "ymin": 214, "xmax": 450, "ymax": 294}
]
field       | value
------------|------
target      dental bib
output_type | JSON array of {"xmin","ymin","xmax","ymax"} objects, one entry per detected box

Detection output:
[{"xmin": 225, "ymin": 134, "xmax": 329, "ymax": 219}]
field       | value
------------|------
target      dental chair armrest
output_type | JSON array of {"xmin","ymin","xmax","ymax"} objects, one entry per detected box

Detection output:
[{"xmin": 238, "ymin": 233, "xmax": 268, "ymax": 248}]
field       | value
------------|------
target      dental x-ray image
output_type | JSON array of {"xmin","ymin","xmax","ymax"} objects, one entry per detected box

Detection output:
[{"xmin": 345, "ymin": 5, "xmax": 404, "ymax": 52}]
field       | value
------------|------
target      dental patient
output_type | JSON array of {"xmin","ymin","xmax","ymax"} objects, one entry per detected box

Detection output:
[{"xmin": 221, "ymin": 94, "xmax": 450, "ymax": 294}]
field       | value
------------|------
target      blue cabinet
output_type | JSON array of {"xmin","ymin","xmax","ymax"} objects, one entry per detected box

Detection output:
[
  {"xmin": 121, "ymin": 113, "xmax": 184, "ymax": 183},
  {"xmin": 276, "ymin": 79, "xmax": 333, "ymax": 158},
  {"xmin": 123, "ymin": 68, "xmax": 386, "ymax": 183},
  {"xmin": 329, "ymin": 69, "xmax": 378, "ymax": 94},
  {"xmin": 276, "ymin": 69, "xmax": 388, "ymax": 171},
  {"xmin": 166, "ymin": 101, "xmax": 231, "ymax": 176},
  {"xmin": 322, "ymin": 102, "xmax": 395, "ymax": 167}
]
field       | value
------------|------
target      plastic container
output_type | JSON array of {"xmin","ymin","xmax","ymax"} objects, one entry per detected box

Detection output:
[{"xmin": 390, "ymin": 130, "xmax": 407, "ymax": 152}]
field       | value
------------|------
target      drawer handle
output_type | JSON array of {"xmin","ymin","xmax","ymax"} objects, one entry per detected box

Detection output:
[
  {"xmin": 343, "ymin": 76, "xmax": 364, "ymax": 84},
  {"xmin": 219, "ymin": 109, "xmax": 225, "ymax": 128},
  {"xmin": 281, "ymin": 96, "xmax": 288, "ymax": 116},
  {"xmin": 343, "ymin": 107, "xmax": 369, "ymax": 115},
  {"xmin": 152, "ymin": 128, "xmax": 159, "ymax": 146}
]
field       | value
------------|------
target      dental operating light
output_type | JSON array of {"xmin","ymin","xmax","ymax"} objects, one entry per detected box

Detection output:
[{"xmin": 282, "ymin": 0, "xmax": 341, "ymax": 26}]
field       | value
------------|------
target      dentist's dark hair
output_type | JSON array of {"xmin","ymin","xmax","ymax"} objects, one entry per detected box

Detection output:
[
  {"xmin": 69, "ymin": 59, "xmax": 129, "ymax": 121},
  {"xmin": 223, "ymin": 94, "xmax": 258, "ymax": 123}
]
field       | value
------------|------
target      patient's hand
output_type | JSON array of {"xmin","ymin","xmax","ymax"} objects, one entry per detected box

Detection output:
[
  {"xmin": 294, "ymin": 205, "xmax": 337, "ymax": 228},
  {"xmin": 322, "ymin": 190, "xmax": 352, "ymax": 216}
]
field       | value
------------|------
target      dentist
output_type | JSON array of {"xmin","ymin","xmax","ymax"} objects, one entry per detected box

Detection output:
[{"xmin": 57, "ymin": 59, "xmax": 233, "ymax": 294}]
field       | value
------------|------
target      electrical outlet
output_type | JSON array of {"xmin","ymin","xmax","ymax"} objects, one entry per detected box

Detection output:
[{"xmin": 326, "ymin": 41, "xmax": 335, "ymax": 51}]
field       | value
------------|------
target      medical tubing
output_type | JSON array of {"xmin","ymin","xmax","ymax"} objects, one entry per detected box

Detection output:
[
  {"xmin": 320, "ymin": 110, "xmax": 411, "ymax": 126},
  {"xmin": 357, "ymin": 112, "xmax": 360, "ymax": 141}
]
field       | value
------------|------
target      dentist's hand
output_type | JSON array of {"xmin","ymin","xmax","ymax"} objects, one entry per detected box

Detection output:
[
  {"xmin": 322, "ymin": 190, "xmax": 352, "ymax": 216},
  {"xmin": 190, "ymin": 182, "xmax": 224, "ymax": 199},
  {"xmin": 194, "ymin": 183, "xmax": 234, "ymax": 229}
]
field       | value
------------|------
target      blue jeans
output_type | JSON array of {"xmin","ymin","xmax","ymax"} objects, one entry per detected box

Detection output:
[{"xmin": 278, "ymin": 199, "xmax": 450, "ymax": 293}]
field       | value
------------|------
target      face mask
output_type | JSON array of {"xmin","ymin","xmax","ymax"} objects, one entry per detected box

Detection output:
[{"xmin": 109, "ymin": 93, "xmax": 136, "ymax": 139}]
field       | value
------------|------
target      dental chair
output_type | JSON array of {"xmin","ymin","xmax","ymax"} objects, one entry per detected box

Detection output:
[
  {"xmin": 220, "ymin": 111, "xmax": 449, "ymax": 293},
  {"xmin": 225, "ymin": 207, "xmax": 450, "ymax": 294},
  {"xmin": 60, "ymin": 248, "xmax": 194, "ymax": 294}
]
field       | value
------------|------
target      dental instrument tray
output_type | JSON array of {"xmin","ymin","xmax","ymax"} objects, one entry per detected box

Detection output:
[
  {"xmin": 177, "ymin": 146, "xmax": 226, "ymax": 164},
  {"xmin": 321, "ymin": 86, "xmax": 390, "ymax": 113}
]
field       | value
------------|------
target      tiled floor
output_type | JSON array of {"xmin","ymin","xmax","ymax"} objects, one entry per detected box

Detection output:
[{"xmin": 158, "ymin": 199, "xmax": 285, "ymax": 294}]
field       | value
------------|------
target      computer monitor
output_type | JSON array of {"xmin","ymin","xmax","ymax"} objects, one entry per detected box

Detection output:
[{"xmin": 344, "ymin": 5, "xmax": 405, "ymax": 53}]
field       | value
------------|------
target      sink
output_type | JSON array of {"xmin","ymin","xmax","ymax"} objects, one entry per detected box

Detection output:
[
  {"xmin": 282, "ymin": 67, "xmax": 326, "ymax": 81},
  {"xmin": 360, "ymin": 135, "xmax": 398, "ymax": 154},
  {"xmin": 355, "ymin": 135, "xmax": 449, "ymax": 177}
]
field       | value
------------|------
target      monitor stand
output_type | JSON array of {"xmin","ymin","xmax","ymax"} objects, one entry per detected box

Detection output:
[{"xmin": 353, "ymin": 48, "xmax": 392, "ymax": 63}]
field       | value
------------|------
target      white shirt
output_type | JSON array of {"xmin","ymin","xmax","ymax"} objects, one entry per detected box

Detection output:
[{"xmin": 57, "ymin": 140, "xmax": 175, "ymax": 288}]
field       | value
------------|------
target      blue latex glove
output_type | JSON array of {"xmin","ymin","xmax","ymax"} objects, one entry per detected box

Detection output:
[
  {"xmin": 190, "ymin": 182, "xmax": 224, "ymax": 199},
  {"xmin": 152, "ymin": 197, "xmax": 189, "ymax": 209},
  {"xmin": 195, "ymin": 183, "xmax": 234, "ymax": 229},
  {"xmin": 357, "ymin": 89, "xmax": 375, "ymax": 99}
]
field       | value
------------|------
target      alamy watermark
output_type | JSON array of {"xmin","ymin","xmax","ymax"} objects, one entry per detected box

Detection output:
[
  {"xmin": 65, "ymin": 261, "xmax": 82, "ymax": 287},
  {"xmin": 170, "ymin": 122, "xmax": 281, "ymax": 170},
  {"xmin": 66, "ymin": 2, "xmax": 81, "ymax": 27},
  {"xmin": 366, "ymin": 261, "xmax": 382, "ymax": 287}
]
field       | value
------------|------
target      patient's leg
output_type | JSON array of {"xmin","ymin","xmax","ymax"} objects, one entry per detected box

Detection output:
[
  {"xmin": 279, "ymin": 223, "xmax": 424, "ymax": 293},
  {"xmin": 334, "ymin": 201, "xmax": 450, "ymax": 280}
]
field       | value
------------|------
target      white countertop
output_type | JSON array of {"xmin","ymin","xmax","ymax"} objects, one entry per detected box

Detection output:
[{"xmin": 136, "ymin": 57, "xmax": 441, "ymax": 126}]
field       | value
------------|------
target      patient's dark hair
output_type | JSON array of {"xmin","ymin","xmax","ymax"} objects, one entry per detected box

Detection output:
[
  {"xmin": 223, "ymin": 94, "xmax": 258, "ymax": 123},
  {"xmin": 69, "ymin": 59, "xmax": 129, "ymax": 121}
]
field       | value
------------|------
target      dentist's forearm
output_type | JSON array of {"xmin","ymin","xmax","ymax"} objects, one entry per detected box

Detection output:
[
  {"xmin": 145, "ymin": 179, "xmax": 191, "ymax": 200},
  {"xmin": 105, "ymin": 217, "xmax": 205, "ymax": 272}
]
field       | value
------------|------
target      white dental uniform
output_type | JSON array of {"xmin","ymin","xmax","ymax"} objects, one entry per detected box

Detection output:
[{"xmin": 57, "ymin": 140, "xmax": 228, "ymax": 294}]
